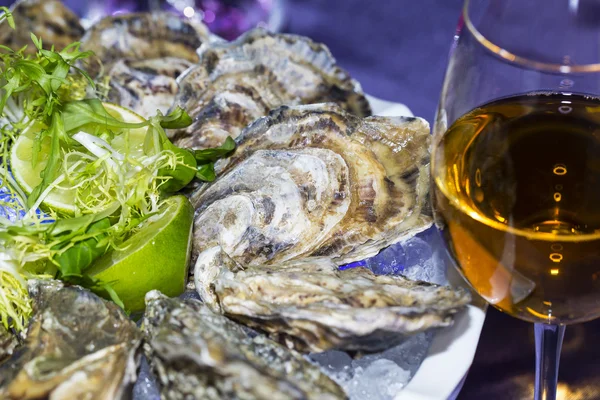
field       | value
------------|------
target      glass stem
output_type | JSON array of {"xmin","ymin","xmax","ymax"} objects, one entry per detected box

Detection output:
[{"xmin": 534, "ymin": 323, "xmax": 566, "ymax": 400}]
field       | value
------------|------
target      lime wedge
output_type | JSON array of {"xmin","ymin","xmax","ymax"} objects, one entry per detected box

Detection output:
[
  {"xmin": 87, "ymin": 195, "xmax": 194, "ymax": 311},
  {"xmin": 10, "ymin": 103, "xmax": 148, "ymax": 215}
]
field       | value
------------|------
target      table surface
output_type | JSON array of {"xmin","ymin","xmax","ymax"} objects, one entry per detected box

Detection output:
[
  {"xmin": 1, "ymin": 0, "xmax": 599, "ymax": 398},
  {"xmin": 284, "ymin": 1, "xmax": 600, "ymax": 399}
]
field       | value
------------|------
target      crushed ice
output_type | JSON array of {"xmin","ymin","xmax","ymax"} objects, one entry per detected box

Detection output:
[
  {"xmin": 134, "ymin": 228, "xmax": 449, "ymax": 399},
  {"xmin": 308, "ymin": 227, "xmax": 450, "ymax": 399}
]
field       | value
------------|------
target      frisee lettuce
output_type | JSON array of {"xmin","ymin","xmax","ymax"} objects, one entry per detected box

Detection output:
[{"xmin": 0, "ymin": 20, "xmax": 235, "ymax": 332}]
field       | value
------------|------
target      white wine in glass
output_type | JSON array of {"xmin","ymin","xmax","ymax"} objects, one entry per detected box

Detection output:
[{"xmin": 432, "ymin": 1, "xmax": 600, "ymax": 399}]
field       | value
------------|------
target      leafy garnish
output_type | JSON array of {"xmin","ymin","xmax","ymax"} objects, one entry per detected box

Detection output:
[
  {"xmin": 192, "ymin": 136, "xmax": 236, "ymax": 182},
  {"xmin": 28, "ymin": 112, "xmax": 64, "ymax": 207},
  {"xmin": 157, "ymin": 105, "xmax": 193, "ymax": 129},
  {"xmin": 53, "ymin": 217, "xmax": 111, "ymax": 277},
  {"xmin": 144, "ymin": 108, "xmax": 198, "ymax": 192},
  {"xmin": 193, "ymin": 136, "xmax": 236, "ymax": 163},
  {"xmin": 0, "ymin": 25, "xmax": 237, "ymax": 331},
  {"xmin": 0, "ymin": 271, "xmax": 30, "ymax": 331},
  {"xmin": 62, "ymin": 99, "xmax": 147, "ymax": 133},
  {"xmin": 0, "ymin": 7, "xmax": 15, "ymax": 30},
  {"xmin": 195, "ymin": 162, "xmax": 216, "ymax": 181}
]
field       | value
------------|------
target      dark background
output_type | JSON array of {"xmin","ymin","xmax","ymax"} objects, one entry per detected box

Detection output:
[{"xmin": 2, "ymin": 0, "xmax": 600, "ymax": 398}]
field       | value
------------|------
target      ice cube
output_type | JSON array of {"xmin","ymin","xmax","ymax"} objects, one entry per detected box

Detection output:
[
  {"xmin": 310, "ymin": 333, "xmax": 434, "ymax": 399},
  {"xmin": 400, "ymin": 229, "xmax": 449, "ymax": 286},
  {"xmin": 403, "ymin": 236, "xmax": 433, "ymax": 268},
  {"xmin": 367, "ymin": 243, "xmax": 406, "ymax": 275},
  {"xmin": 350, "ymin": 332, "xmax": 433, "ymax": 378},
  {"xmin": 379, "ymin": 332, "xmax": 434, "ymax": 377},
  {"xmin": 345, "ymin": 360, "xmax": 410, "ymax": 400}
]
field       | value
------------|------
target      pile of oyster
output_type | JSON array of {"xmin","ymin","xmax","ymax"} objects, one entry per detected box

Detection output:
[{"xmin": 0, "ymin": 1, "xmax": 471, "ymax": 399}]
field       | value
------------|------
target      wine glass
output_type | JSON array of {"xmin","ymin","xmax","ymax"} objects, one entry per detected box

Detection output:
[{"xmin": 432, "ymin": 0, "xmax": 600, "ymax": 399}]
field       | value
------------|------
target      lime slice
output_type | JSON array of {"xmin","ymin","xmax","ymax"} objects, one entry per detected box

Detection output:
[
  {"xmin": 10, "ymin": 103, "xmax": 148, "ymax": 214},
  {"xmin": 87, "ymin": 195, "xmax": 194, "ymax": 312}
]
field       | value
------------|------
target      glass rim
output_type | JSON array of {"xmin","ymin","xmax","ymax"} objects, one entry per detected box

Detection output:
[{"xmin": 463, "ymin": 0, "xmax": 600, "ymax": 74}]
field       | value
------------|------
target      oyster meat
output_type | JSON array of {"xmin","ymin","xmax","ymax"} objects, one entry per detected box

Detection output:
[
  {"xmin": 105, "ymin": 57, "xmax": 194, "ymax": 118},
  {"xmin": 0, "ymin": 280, "xmax": 142, "ymax": 400},
  {"xmin": 196, "ymin": 247, "xmax": 471, "ymax": 353},
  {"xmin": 170, "ymin": 28, "xmax": 371, "ymax": 149},
  {"xmin": 191, "ymin": 104, "xmax": 432, "ymax": 266},
  {"xmin": 0, "ymin": 0, "xmax": 84, "ymax": 54},
  {"xmin": 81, "ymin": 12, "xmax": 210, "ymax": 75},
  {"xmin": 143, "ymin": 290, "xmax": 346, "ymax": 399},
  {"xmin": 0, "ymin": 325, "xmax": 17, "ymax": 364}
]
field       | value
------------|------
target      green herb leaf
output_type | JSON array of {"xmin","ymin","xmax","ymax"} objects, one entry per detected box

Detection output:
[
  {"xmin": 196, "ymin": 162, "xmax": 216, "ymax": 182},
  {"xmin": 62, "ymin": 99, "xmax": 147, "ymax": 133},
  {"xmin": 158, "ymin": 106, "xmax": 193, "ymax": 129},
  {"xmin": 54, "ymin": 218, "xmax": 111, "ymax": 278},
  {"xmin": 193, "ymin": 136, "xmax": 236, "ymax": 163},
  {"xmin": 144, "ymin": 113, "xmax": 198, "ymax": 192},
  {"xmin": 158, "ymin": 143, "xmax": 197, "ymax": 192},
  {"xmin": 28, "ymin": 112, "xmax": 64, "ymax": 207},
  {"xmin": 100, "ymin": 282, "xmax": 126, "ymax": 310},
  {"xmin": 0, "ymin": 7, "xmax": 15, "ymax": 29}
]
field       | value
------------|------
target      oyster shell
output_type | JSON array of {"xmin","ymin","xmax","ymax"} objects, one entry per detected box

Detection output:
[
  {"xmin": 170, "ymin": 28, "xmax": 371, "ymax": 149},
  {"xmin": 105, "ymin": 57, "xmax": 194, "ymax": 118},
  {"xmin": 195, "ymin": 247, "xmax": 471, "ymax": 353},
  {"xmin": 143, "ymin": 290, "xmax": 346, "ymax": 399},
  {"xmin": 191, "ymin": 104, "xmax": 432, "ymax": 266},
  {"xmin": 0, "ymin": 325, "xmax": 18, "ymax": 364},
  {"xmin": 0, "ymin": 0, "xmax": 84, "ymax": 54},
  {"xmin": 0, "ymin": 280, "xmax": 142, "ymax": 400},
  {"xmin": 80, "ymin": 12, "xmax": 210, "ymax": 75}
]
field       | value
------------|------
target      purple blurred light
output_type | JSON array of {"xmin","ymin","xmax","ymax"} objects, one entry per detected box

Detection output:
[{"xmin": 73, "ymin": 0, "xmax": 281, "ymax": 41}]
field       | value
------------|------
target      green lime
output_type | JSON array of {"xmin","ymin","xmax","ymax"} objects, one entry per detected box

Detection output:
[
  {"xmin": 87, "ymin": 195, "xmax": 194, "ymax": 311},
  {"xmin": 10, "ymin": 103, "xmax": 148, "ymax": 215}
]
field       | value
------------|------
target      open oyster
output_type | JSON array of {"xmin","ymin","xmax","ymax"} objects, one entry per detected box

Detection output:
[
  {"xmin": 0, "ymin": 280, "xmax": 142, "ymax": 400},
  {"xmin": 195, "ymin": 247, "xmax": 470, "ymax": 353},
  {"xmin": 170, "ymin": 28, "xmax": 371, "ymax": 149},
  {"xmin": 81, "ymin": 12, "xmax": 210, "ymax": 75},
  {"xmin": 0, "ymin": 0, "xmax": 84, "ymax": 54},
  {"xmin": 191, "ymin": 104, "xmax": 432, "ymax": 266},
  {"xmin": 143, "ymin": 291, "xmax": 346, "ymax": 399},
  {"xmin": 105, "ymin": 57, "xmax": 194, "ymax": 118}
]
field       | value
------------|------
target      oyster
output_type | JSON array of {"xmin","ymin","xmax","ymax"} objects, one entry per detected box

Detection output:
[
  {"xmin": 191, "ymin": 104, "xmax": 432, "ymax": 266},
  {"xmin": 80, "ymin": 12, "xmax": 210, "ymax": 74},
  {"xmin": 143, "ymin": 290, "xmax": 346, "ymax": 399},
  {"xmin": 195, "ymin": 247, "xmax": 471, "ymax": 353},
  {"xmin": 105, "ymin": 57, "xmax": 194, "ymax": 118},
  {"xmin": 170, "ymin": 28, "xmax": 371, "ymax": 149},
  {"xmin": 0, "ymin": 0, "xmax": 84, "ymax": 54},
  {"xmin": 0, "ymin": 280, "xmax": 142, "ymax": 400},
  {"xmin": 0, "ymin": 325, "xmax": 17, "ymax": 364}
]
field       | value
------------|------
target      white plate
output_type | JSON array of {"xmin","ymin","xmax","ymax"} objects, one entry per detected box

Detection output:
[{"xmin": 366, "ymin": 95, "xmax": 487, "ymax": 400}]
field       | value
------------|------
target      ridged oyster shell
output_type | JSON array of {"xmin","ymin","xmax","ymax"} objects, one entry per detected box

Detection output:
[
  {"xmin": 0, "ymin": 280, "xmax": 142, "ymax": 400},
  {"xmin": 143, "ymin": 290, "xmax": 346, "ymax": 399},
  {"xmin": 170, "ymin": 28, "xmax": 371, "ymax": 149},
  {"xmin": 195, "ymin": 247, "xmax": 470, "ymax": 353},
  {"xmin": 191, "ymin": 103, "xmax": 432, "ymax": 266},
  {"xmin": 105, "ymin": 57, "xmax": 194, "ymax": 118},
  {"xmin": 0, "ymin": 0, "xmax": 84, "ymax": 54},
  {"xmin": 81, "ymin": 12, "xmax": 210, "ymax": 74}
]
